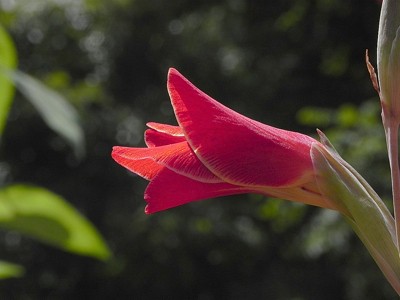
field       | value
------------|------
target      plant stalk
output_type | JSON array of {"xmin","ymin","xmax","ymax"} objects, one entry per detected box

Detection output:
[{"xmin": 384, "ymin": 114, "xmax": 400, "ymax": 250}]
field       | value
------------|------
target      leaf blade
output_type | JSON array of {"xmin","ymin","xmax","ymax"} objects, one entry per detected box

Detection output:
[
  {"xmin": 0, "ymin": 184, "xmax": 111, "ymax": 260},
  {"xmin": 10, "ymin": 70, "xmax": 85, "ymax": 158}
]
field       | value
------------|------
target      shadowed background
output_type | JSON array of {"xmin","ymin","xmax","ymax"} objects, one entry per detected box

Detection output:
[{"xmin": 0, "ymin": 0, "xmax": 395, "ymax": 299}]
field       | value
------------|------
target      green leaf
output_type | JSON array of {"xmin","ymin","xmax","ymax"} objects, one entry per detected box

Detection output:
[
  {"xmin": 296, "ymin": 106, "xmax": 333, "ymax": 127},
  {"xmin": 0, "ymin": 260, "xmax": 24, "ymax": 279},
  {"xmin": 10, "ymin": 70, "xmax": 85, "ymax": 159},
  {"xmin": 0, "ymin": 24, "xmax": 17, "ymax": 136},
  {"xmin": 0, "ymin": 184, "xmax": 111, "ymax": 260},
  {"xmin": 311, "ymin": 141, "xmax": 400, "ymax": 294}
]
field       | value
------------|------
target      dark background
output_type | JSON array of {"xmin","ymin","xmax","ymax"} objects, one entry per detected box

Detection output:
[{"xmin": 0, "ymin": 0, "xmax": 396, "ymax": 299}]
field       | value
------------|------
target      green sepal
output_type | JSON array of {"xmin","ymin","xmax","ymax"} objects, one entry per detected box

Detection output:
[{"xmin": 311, "ymin": 138, "xmax": 400, "ymax": 294}]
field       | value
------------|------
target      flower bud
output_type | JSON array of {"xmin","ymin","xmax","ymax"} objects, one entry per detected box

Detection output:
[{"xmin": 377, "ymin": 0, "xmax": 400, "ymax": 120}]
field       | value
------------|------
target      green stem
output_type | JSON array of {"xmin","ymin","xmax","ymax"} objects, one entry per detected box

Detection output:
[{"xmin": 384, "ymin": 114, "xmax": 400, "ymax": 250}]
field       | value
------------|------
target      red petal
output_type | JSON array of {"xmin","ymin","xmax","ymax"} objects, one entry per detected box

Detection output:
[
  {"xmin": 112, "ymin": 143, "xmax": 221, "ymax": 183},
  {"xmin": 168, "ymin": 68, "xmax": 316, "ymax": 187},
  {"xmin": 112, "ymin": 147, "xmax": 162, "ymax": 180},
  {"xmin": 144, "ymin": 167, "xmax": 253, "ymax": 214},
  {"xmin": 146, "ymin": 122, "xmax": 184, "ymax": 136},
  {"xmin": 145, "ymin": 122, "xmax": 186, "ymax": 147},
  {"xmin": 145, "ymin": 128, "xmax": 186, "ymax": 147}
]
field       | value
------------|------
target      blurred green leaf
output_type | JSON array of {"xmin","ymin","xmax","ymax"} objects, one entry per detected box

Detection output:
[
  {"xmin": 0, "ymin": 184, "xmax": 111, "ymax": 260},
  {"xmin": 275, "ymin": 0, "xmax": 309, "ymax": 31},
  {"xmin": 257, "ymin": 199, "xmax": 305, "ymax": 232},
  {"xmin": 0, "ymin": 24, "xmax": 17, "ymax": 136},
  {"xmin": 320, "ymin": 46, "xmax": 350, "ymax": 77},
  {"xmin": 0, "ymin": 260, "xmax": 24, "ymax": 279},
  {"xmin": 297, "ymin": 209, "xmax": 350, "ymax": 258},
  {"xmin": 337, "ymin": 104, "xmax": 358, "ymax": 127},
  {"xmin": 297, "ymin": 106, "xmax": 333, "ymax": 127},
  {"xmin": 10, "ymin": 70, "xmax": 85, "ymax": 159}
]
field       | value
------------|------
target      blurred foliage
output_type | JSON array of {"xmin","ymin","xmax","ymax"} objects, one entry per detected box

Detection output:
[
  {"xmin": 0, "ymin": 0, "xmax": 396, "ymax": 299},
  {"xmin": 0, "ymin": 184, "xmax": 110, "ymax": 260},
  {"xmin": 0, "ymin": 21, "xmax": 110, "ymax": 278},
  {"xmin": 10, "ymin": 70, "xmax": 85, "ymax": 158},
  {"xmin": 0, "ymin": 261, "xmax": 24, "ymax": 279},
  {"xmin": 0, "ymin": 24, "xmax": 17, "ymax": 135}
]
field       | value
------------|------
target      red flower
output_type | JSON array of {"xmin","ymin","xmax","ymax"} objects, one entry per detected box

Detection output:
[{"xmin": 112, "ymin": 69, "xmax": 336, "ymax": 214}]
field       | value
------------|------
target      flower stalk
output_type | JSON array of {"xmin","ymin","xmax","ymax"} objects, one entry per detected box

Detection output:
[
  {"xmin": 368, "ymin": 0, "xmax": 400, "ymax": 249},
  {"xmin": 383, "ymin": 114, "xmax": 400, "ymax": 249}
]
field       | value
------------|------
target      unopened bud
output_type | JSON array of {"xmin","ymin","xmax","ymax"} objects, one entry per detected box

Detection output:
[{"xmin": 377, "ymin": 0, "xmax": 400, "ymax": 121}]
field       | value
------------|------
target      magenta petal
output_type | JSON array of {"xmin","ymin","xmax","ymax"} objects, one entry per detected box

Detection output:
[
  {"xmin": 112, "ymin": 143, "xmax": 221, "ymax": 183},
  {"xmin": 144, "ymin": 167, "xmax": 253, "ymax": 214},
  {"xmin": 168, "ymin": 68, "xmax": 316, "ymax": 187}
]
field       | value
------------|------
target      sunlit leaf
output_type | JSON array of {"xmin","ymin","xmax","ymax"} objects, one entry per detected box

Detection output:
[
  {"xmin": 0, "ymin": 184, "xmax": 111, "ymax": 260},
  {"xmin": 0, "ymin": 24, "xmax": 17, "ymax": 136},
  {"xmin": 0, "ymin": 260, "xmax": 24, "ymax": 279},
  {"xmin": 10, "ymin": 70, "xmax": 85, "ymax": 158}
]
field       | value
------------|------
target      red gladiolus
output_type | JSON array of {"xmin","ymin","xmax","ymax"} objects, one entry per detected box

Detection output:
[{"xmin": 112, "ymin": 68, "xmax": 337, "ymax": 214}]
